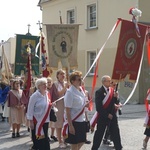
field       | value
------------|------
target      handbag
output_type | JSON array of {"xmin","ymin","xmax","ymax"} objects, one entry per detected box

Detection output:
[{"xmin": 50, "ymin": 107, "xmax": 57, "ymax": 122}]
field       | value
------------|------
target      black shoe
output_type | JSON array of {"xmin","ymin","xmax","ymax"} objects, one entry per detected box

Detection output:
[
  {"xmin": 2, "ymin": 117, "xmax": 5, "ymax": 121},
  {"xmin": 103, "ymin": 139, "xmax": 111, "ymax": 145},
  {"xmin": 12, "ymin": 133, "xmax": 15, "ymax": 138},
  {"xmin": 27, "ymin": 127, "xmax": 30, "ymax": 132},
  {"xmin": 51, "ymin": 136, "xmax": 58, "ymax": 141},
  {"xmin": 48, "ymin": 137, "xmax": 51, "ymax": 142},
  {"xmin": 85, "ymin": 140, "xmax": 91, "ymax": 144},
  {"xmin": 29, "ymin": 144, "xmax": 36, "ymax": 150},
  {"xmin": 16, "ymin": 132, "xmax": 20, "ymax": 137}
]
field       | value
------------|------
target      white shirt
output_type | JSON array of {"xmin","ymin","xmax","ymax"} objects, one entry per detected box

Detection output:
[
  {"xmin": 64, "ymin": 85, "xmax": 86, "ymax": 122},
  {"xmin": 26, "ymin": 90, "xmax": 50, "ymax": 123}
]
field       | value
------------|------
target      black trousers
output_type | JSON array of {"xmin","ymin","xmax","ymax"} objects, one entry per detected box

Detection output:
[
  {"xmin": 31, "ymin": 122, "xmax": 50, "ymax": 150},
  {"xmin": 91, "ymin": 116, "xmax": 122, "ymax": 150}
]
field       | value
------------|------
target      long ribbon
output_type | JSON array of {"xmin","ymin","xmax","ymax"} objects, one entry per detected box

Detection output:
[
  {"xmin": 88, "ymin": 57, "xmax": 100, "ymax": 111},
  {"xmin": 83, "ymin": 19, "xmax": 121, "ymax": 80},
  {"xmin": 123, "ymin": 34, "xmax": 145, "ymax": 105}
]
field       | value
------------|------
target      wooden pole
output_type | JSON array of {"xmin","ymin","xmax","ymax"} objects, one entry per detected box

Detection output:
[{"xmin": 59, "ymin": 11, "xmax": 69, "ymax": 82}]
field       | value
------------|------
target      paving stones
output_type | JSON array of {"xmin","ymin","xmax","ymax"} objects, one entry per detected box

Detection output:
[{"xmin": 0, "ymin": 104, "xmax": 147, "ymax": 150}]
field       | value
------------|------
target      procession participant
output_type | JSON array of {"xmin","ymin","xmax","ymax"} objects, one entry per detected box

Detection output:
[
  {"xmin": 7, "ymin": 79, "xmax": 27, "ymax": 138},
  {"xmin": 63, "ymin": 70, "xmax": 88, "ymax": 150},
  {"xmin": 103, "ymin": 81, "xmax": 122, "ymax": 145},
  {"xmin": 142, "ymin": 89, "xmax": 150, "ymax": 149},
  {"xmin": 27, "ymin": 77, "xmax": 52, "ymax": 150},
  {"xmin": 47, "ymin": 77, "xmax": 58, "ymax": 142},
  {"xmin": 50, "ymin": 69, "xmax": 69, "ymax": 148},
  {"xmin": 91, "ymin": 75, "xmax": 122, "ymax": 150}
]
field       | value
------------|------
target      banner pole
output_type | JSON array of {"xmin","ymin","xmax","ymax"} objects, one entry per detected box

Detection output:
[{"xmin": 59, "ymin": 10, "xmax": 69, "ymax": 82}]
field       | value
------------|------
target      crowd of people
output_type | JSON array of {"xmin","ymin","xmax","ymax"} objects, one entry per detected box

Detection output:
[{"xmin": 0, "ymin": 70, "xmax": 149, "ymax": 150}]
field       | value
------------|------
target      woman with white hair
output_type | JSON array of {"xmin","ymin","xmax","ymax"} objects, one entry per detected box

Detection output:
[{"xmin": 27, "ymin": 77, "xmax": 52, "ymax": 150}]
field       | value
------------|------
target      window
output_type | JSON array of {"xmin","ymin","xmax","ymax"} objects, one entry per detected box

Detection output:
[
  {"xmin": 67, "ymin": 9, "xmax": 75, "ymax": 24},
  {"xmin": 87, "ymin": 51, "xmax": 96, "ymax": 75},
  {"xmin": 87, "ymin": 4, "xmax": 96, "ymax": 28}
]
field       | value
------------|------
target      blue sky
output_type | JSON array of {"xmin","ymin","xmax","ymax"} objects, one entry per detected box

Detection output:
[{"xmin": 0, "ymin": 0, "xmax": 42, "ymax": 41}]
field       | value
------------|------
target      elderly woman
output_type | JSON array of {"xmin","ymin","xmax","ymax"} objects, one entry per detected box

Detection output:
[
  {"xmin": 7, "ymin": 79, "xmax": 27, "ymax": 138},
  {"xmin": 50, "ymin": 69, "xmax": 69, "ymax": 148},
  {"xmin": 63, "ymin": 71, "xmax": 87, "ymax": 150},
  {"xmin": 27, "ymin": 77, "xmax": 52, "ymax": 150}
]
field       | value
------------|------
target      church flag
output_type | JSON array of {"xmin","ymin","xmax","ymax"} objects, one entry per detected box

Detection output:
[
  {"xmin": 112, "ymin": 19, "xmax": 147, "ymax": 81},
  {"xmin": 26, "ymin": 54, "xmax": 32, "ymax": 91},
  {"xmin": 14, "ymin": 34, "xmax": 40, "ymax": 76},
  {"xmin": 40, "ymin": 32, "xmax": 50, "ymax": 77},
  {"xmin": 23, "ymin": 53, "xmax": 32, "ymax": 98},
  {"xmin": 0, "ymin": 45, "xmax": 13, "ymax": 84},
  {"xmin": 46, "ymin": 24, "xmax": 79, "ymax": 68}
]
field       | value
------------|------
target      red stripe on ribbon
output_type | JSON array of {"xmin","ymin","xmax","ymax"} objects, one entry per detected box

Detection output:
[
  {"xmin": 89, "ymin": 58, "xmax": 100, "ymax": 111},
  {"xmin": 37, "ymin": 93, "xmax": 52, "ymax": 136},
  {"xmin": 90, "ymin": 88, "xmax": 114, "ymax": 128},
  {"xmin": 62, "ymin": 106, "xmax": 85, "ymax": 137}
]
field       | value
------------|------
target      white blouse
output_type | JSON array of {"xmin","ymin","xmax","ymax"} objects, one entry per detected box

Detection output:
[
  {"xmin": 64, "ymin": 85, "xmax": 86, "ymax": 122},
  {"xmin": 26, "ymin": 90, "xmax": 50, "ymax": 123}
]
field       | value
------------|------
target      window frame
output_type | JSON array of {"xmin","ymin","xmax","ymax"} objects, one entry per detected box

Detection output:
[
  {"xmin": 87, "ymin": 3, "xmax": 97, "ymax": 29},
  {"xmin": 87, "ymin": 50, "xmax": 97, "ymax": 76},
  {"xmin": 67, "ymin": 9, "xmax": 75, "ymax": 24}
]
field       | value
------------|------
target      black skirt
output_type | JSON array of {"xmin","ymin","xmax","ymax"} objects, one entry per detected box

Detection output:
[
  {"xmin": 65, "ymin": 121, "xmax": 86, "ymax": 144},
  {"xmin": 144, "ymin": 127, "xmax": 150, "ymax": 136}
]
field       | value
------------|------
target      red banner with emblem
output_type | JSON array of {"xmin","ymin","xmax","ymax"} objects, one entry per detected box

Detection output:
[{"xmin": 112, "ymin": 19, "xmax": 147, "ymax": 81}]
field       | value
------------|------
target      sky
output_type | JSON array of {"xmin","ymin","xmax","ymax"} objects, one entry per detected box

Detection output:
[{"xmin": 0, "ymin": 0, "xmax": 42, "ymax": 41}]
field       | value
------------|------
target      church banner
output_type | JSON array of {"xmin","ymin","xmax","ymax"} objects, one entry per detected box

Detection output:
[
  {"xmin": 112, "ymin": 19, "xmax": 147, "ymax": 81},
  {"xmin": 14, "ymin": 34, "xmax": 40, "ymax": 75},
  {"xmin": 46, "ymin": 24, "xmax": 79, "ymax": 68}
]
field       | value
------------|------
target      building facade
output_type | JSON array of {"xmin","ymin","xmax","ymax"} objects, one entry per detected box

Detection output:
[{"xmin": 2, "ymin": 0, "xmax": 150, "ymax": 103}]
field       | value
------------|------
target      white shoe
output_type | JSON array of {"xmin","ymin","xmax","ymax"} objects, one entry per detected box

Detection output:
[
  {"xmin": 59, "ymin": 143, "xmax": 67, "ymax": 149},
  {"xmin": 143, "ymin": 140, "xmax": 147, "ymax": 149}
]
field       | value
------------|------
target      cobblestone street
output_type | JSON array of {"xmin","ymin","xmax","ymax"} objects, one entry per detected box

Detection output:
[{"xmin": 0, "ymin": 104, "xmax": 148, "ymax": 150}]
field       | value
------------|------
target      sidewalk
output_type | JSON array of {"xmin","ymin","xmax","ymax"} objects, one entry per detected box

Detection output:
[{"xmin": 0, "ymin": 104, "xmax": 147, "ymax": 150}]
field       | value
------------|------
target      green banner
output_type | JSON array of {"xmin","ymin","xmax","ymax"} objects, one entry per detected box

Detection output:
[{"xmin": 14, "ymin": 34, "xmax": 40, "ymax": 76}]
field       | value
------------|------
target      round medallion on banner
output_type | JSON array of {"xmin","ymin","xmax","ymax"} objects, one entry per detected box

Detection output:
[
  {"xmin": 125, "ymin": 38, "xmax": 137, "ymax": 59},
  {"xmin": 52, "ymin": 31, "xmax": 73, "ymax": 59}
]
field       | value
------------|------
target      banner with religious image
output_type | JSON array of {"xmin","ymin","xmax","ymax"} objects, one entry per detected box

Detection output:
[
  {"xmin": 112, "ymin": 19, "xmax": 147, "ymax": 81},
  {"xmin": 46, "ymin": 24, "xmax": 79, "ymax": 68},
  {"xmin": 14, "ymin": 34, "xmax": 40, "ymax": 75}
]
